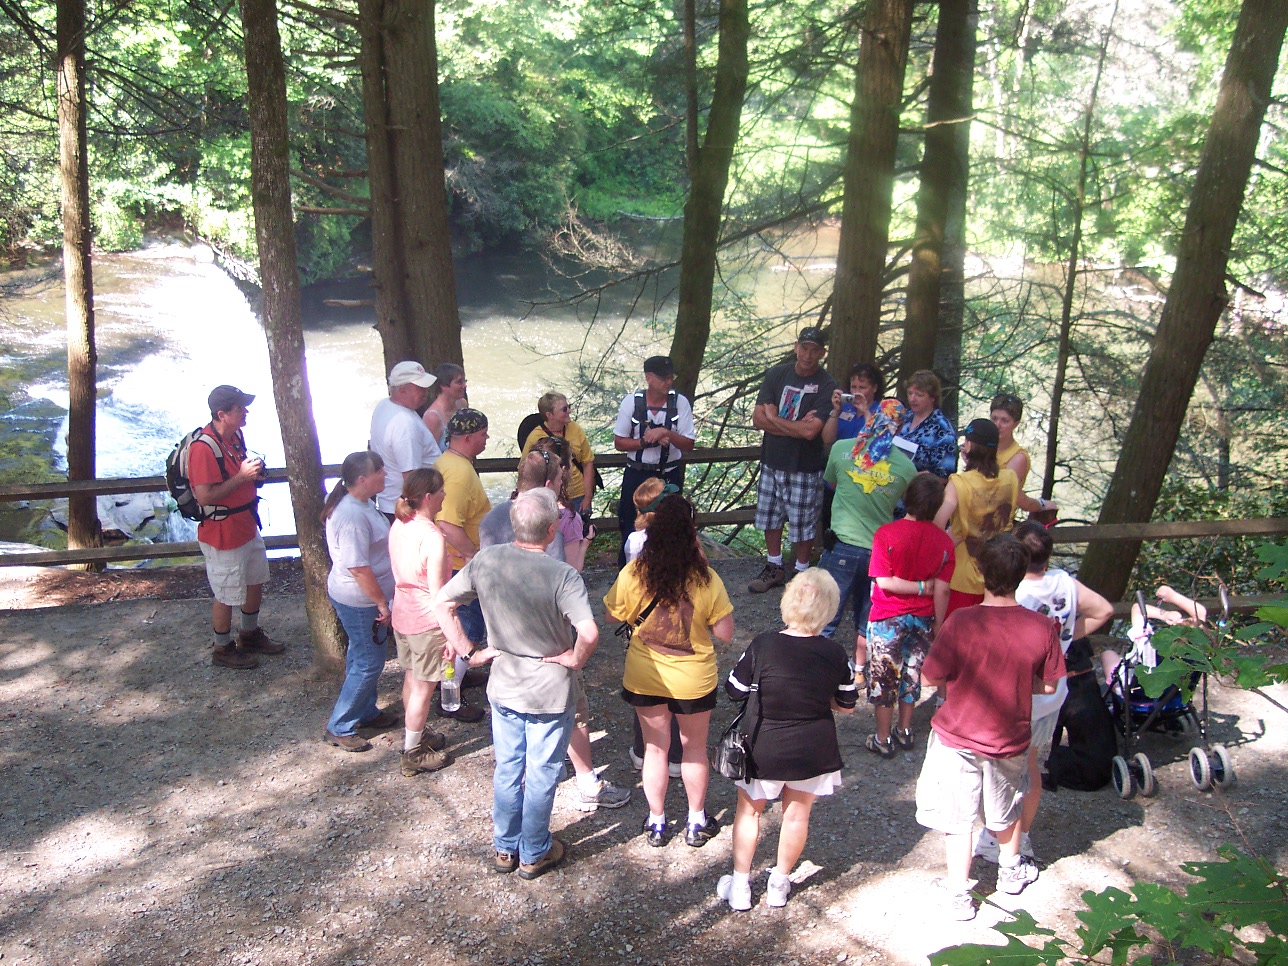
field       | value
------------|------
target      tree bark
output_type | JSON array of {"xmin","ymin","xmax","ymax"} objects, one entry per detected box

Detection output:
[
  {"xmin": 683, "ymin": 0, "xmax": 699, "ymax": 175},
  {"xmin": 899, "ymin": 0, "xmax": 977, "ymax": 405},
  {"xmin": 56, "ymin": 0, "xmax": 102, "ymax": 567},
  {"xmin": 668, "ymin": 0, "xmax": 750, "ymax": 400},
  {"xmin": 360, "ymin": 0, "xmax": 463, "ymax": 372},
  {"xmin": 829, "ymin": 0, "xmax": 915, "ymax": 383},
  {"xmin": 1077, "ymin": 0, "xmax": 1288, "ymax": 601},
  {"xmin": 239, "ymin": 0, "xmax": 346, "ymax": 673},
  {"xmin": 1042, "ymin": 1, "xmax": 1117, "ymax": 501}
]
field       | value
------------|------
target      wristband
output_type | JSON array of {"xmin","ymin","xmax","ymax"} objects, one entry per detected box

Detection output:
[{"xmin": 918, "ymin": 580, "xmax": 925, "ymax": 596}]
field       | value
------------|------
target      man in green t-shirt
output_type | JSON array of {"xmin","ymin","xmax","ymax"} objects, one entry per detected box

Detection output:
[{"xmin": 820, "ymin": 399, "xmax": 917, "ymax": 651}]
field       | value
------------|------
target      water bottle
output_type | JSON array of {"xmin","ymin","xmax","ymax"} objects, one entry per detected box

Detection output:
[{"xmin": 440, "ymin": 662, "xmax": 461, "ymax": 713}]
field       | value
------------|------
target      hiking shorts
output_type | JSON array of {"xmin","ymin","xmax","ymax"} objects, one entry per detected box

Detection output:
[
  {"xmin": 754, "ymin": 467, "xmax": 825, "ymax": 541},
  {"xmin": 394, "ymin": 626, "xmax": 451, "ymax": 683},
  {"xmin": 915, "ymin": 730, "xmax": 1029, "ymax": 836},
  {"xmin": 200, "ymin": 534, "xmax": 269, "ymax": 607}
]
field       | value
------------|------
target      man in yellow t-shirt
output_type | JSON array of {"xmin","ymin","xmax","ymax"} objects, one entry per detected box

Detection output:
[
  {"xmin": 521, "ymin": 392, "xmax": 596, "ymax": 520},
  {"xmin": 433, "ymin": 408, "xmax": 492, "ymax": 721}
]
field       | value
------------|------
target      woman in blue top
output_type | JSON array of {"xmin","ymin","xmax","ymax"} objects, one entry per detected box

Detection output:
[
  {"xmin": 822, "ymin": 362, "xmax": 884, "ymax": 448},
  {"xmin": 897, "ymin": 370, "xmax": 957, "ymax": 479}
]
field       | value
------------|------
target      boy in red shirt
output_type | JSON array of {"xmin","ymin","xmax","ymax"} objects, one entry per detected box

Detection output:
[
  {"xmin": 190, "ymin": 386, "xmax": 282, "ymax": 669},
  {"xmin": 914, "ymin": 534, "xmax": 1064, "ymax": 919}
]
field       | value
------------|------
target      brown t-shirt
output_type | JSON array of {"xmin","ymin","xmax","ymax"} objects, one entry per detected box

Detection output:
[{"xmin": 923, "ymin": 603, "xmax": 1064, "ymax": 758}]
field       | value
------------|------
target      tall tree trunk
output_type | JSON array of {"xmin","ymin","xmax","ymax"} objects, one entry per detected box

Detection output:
[
  {"xmin": 668, "ymin": 0, "xmax": 750, "ymax": 400},
  {"xmin": 683, "ymin": 0, "xmax": 699, "ymax": 175},
  {"xmin": 360, "ymin": 0, "xmax": 462, "ymax": 372},
  {"xmin": 828, "ymin": 0, "xmax": 915, "ymax": 383},
  {"xmin": 359, "ymin": 0, "xmax": 413, "ymax": 365},
  {"xmin": 239, "ymin": 0, "xmax": 346, "ymax": 673},
  {"xmin": 899, "ymin": 0, "xmax": 977, "ymax": 399},
  {"xmin": 1077, "ymin": 0, "xmax": 1288, "ymax": 601},
  {"xmin": 56, "ymin": 0, "xmax": 102, "ymax": 567},
  {"xmin": 1041, "ymin": 0, "xmax": 1116, "ymax": 501}
]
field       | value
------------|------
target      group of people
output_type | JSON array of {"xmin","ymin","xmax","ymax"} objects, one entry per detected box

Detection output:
[{"xmin": 183, "ymin": 328, "xmax": 1109, "ymax": 915}]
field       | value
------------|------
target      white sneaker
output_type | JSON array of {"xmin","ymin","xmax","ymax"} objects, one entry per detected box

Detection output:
[
  {"xmin": 628, "ymin": 748, "xmax": 682, "ymax": 779},
  {"xmin": 717, "ymin": 874, "xmax": 752, "ymax": 911},
  {"xmin": 766, "ymin": 871, "xmax": 792, "ymax": 907},
  {"xmin": 974, "ymin": 828, "xmax": 1000, "ymax": 863}
]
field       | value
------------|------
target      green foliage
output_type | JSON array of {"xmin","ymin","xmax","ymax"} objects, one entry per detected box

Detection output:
[{"xmin": 930, "ymin": 848, "xmax": 1288, "ymax": 966}]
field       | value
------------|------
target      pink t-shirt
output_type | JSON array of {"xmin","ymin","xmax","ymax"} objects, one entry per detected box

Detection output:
[
  {"xmin": 388, "ymin": 516, "xmax": 451, "ymax": 634},
  {"xmin": 557, "ymin": 507, "xmax": 583, "ymax": 545},
  {"xmin": 867, "ymin": 518, "xmax": 955, "ymax": 621}
]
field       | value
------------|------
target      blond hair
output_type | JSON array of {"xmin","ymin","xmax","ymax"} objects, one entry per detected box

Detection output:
[
  {"xmin": 632, "ymin": 477, "xmax": 666, "ymax": 531},
  {"xmin": 779, "ymin": 568, "xmax": 841, "ymax": 636}
]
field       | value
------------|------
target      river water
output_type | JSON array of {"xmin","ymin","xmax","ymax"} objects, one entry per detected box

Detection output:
[{"xmin": 0, "ymin": 231, "xmax": 838, "ymax": 551}]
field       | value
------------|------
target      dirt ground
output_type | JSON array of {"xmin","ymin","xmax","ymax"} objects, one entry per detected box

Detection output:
[{"xmin": 2, "ymin": 558, "xmax": 1286, "ymax": 966}]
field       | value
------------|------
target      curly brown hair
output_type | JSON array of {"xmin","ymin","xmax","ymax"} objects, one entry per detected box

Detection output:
[{"xmin": 635, "ymin": 495, "xmax": 710, "ymax": 605}]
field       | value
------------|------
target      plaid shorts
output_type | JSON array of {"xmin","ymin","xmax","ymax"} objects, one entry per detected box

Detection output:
[{"xmin": 754, "ymin": 466, "xmax": 825, "ymax": 541}]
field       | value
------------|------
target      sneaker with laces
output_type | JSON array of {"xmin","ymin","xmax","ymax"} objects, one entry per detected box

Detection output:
[
  {"xmin": 642, "ymin": 818, "xmax": 668, "ymax": 848},
  {"xmin": 573, "ymin": 779, "xmax": 631, "ymax": 812},
  {"xmin": 974, "ymin": 828, "xmax": 1000, "ymax": 863},
  {"xmin": 518, "ymin": 836, "xmax": 567, "ymax": 880},
  {"xmin": 1019, "ymin": 831, "xmax": 1036, "ymax": 860},
  {"xmin": 893, "ymin": 727, "xmax": 916, "ymax": 750},
  {"xmin": 748, "ymin": 562, "xmax": 786, "ymax": 594},
  {"xmin": 717, "ymin": 874, "xmax": 752, "ymax": 911},
  {"xmin": 766, "ymin": 871, "xmax": 792, "ymax": 907},
  {"xmin": 945, "ymin": 888, "xmax": 976, "ymax": 920},
  {"xmin": 684, "ymin": 816, "xmax": 720, "ymax": 848},
  {"xmin": 866, "ymin": 734, "xmax": 895, "ymax": 758},
  {"xmin": 998, "ymin": 855, "xmax": 1040, "ymax": 895}
]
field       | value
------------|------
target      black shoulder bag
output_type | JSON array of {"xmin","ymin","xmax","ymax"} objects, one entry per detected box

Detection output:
[
  {"xmin": 712, "ymin": 650, "xmax": 764, "ymax": 782},
  {"xmin": 615, "ymin": 595, "xmax": 661, "ymax": 645}
]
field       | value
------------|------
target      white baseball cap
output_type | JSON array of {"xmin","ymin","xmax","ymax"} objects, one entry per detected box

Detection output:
[{"xmin": 388, "ymin": 361, "xmax": 436, "ymax": 389}]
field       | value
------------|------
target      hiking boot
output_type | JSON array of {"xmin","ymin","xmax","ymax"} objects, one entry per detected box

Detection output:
[
  {"xmin": 572, "ymin": 779, "xmax": 631, "ymax": 812},
  {"xmin": 356, "ymin": 707, "xmax": 402, "ymax": 736},
  {"xmin": 325, "ymin": 731, "xmax": 372, "ymax": 752},
  {"xmin": 401, "ymin": 742, "xmax": 452, "ymax": 776},
  {"xmin": 435, "ymin": 699, "xmax": 485, "ymax": 723},
  {"xmin": 212, "ymin": 644, "xmax": 258, "ymax": 670},
  {"xmin": 717, "ymin": 874, "xmax": 752, "ymax": 912},
  {"xmin": 998, "ymin": 855, "xmax": 1040, "ymax": 895},
  {"xmin": 684, "ymin": 816, "xmax": 720, "ymax": 848},
  {"xmin": 236, "ymin": 628, "xmax": 285, "ymax": 654},
  {"xmin": 893, "ymin": 727, "xmax": 916, "ymax": 750},
  {"xmin": 518, "ymin": 836, "xmax": 567, "ymax": 880},
  {"xmin": 748, "ymin": 562, "xmax": 786, "ymax": 594},
  {"xmin": 492, "ymin": 850, "xmax": 519, "ymax": 875},
  {"xmin": 866, "ymin": 734, "xmax": 895, "ymax": 758}
]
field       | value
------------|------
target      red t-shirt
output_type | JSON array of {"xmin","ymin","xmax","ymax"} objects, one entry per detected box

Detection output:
[
  {"xmin": 923, "ymin": 603, "xmax": 1065, "ymax": 758},
  {"xmin": 867, "ymin": 518, "xmax": 956, "ymax": 621},
  {"xmin": 189, "ymin": 427, "xmax": 258, "ymax": 551}
]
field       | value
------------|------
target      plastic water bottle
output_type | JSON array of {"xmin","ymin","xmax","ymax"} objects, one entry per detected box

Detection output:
[{"xmin": 440, "ymin": 662, "xmax": 461, "ymax": 713}]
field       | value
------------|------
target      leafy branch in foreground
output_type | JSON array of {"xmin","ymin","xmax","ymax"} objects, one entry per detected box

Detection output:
[{"xmin": 930, "ymin": 845, "xmax": 1288, "ymax": 966}]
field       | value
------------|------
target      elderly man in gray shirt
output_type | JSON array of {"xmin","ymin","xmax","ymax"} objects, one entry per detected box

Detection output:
[{"xmin": 435, "ymin": 488, "xmax": 599, "ymax": 880}]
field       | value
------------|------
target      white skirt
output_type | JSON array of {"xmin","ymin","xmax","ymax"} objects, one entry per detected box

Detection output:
[{"xmin": 735, "ymin": 770, "xmax": 843, "ymax": 801}]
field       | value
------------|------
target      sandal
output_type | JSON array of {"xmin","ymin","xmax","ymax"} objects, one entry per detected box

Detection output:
[
  {"xmin": 865, "ymin": 734, "xmax": 894, "ymax": 758},
  {"xmin": 893, "ymin": 727, "xmax": 916, "ymax": 750}
]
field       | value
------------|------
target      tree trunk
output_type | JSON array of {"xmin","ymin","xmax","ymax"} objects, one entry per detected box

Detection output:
[
  {"xmin": 899, "ymin": 0, "xmax": 977, "ymax": 401},
  {"xmin": 668, "ymin": 0, "xmax": 750, "ymax": 400},
  {"xmin": 1041, "ymin": 0, "xmax": 1116, "ymax": 501},
  {"xmin": 366, "ymin": 0, "xmax": 463, "ymax": 371},
  {"xmin": 359, "ymin": 0, "xmax": 413, "ymax": 366},
  {"xmin": 56, "ymin": 0, "xmax": 102, "ymax": 567},
  {"xmin": 239, "ymin": 0, "xmax": 346, "ymax": 673},
  {"xmin": 683, "ymin": 0, "xmax": 699, "ymax": 175},
  {"xmin": 1077, "ymin": 0, "xmax": 1288, "ymax": 601},
  {"xmin": 829, "ymin": 0, "xmax": 915, "ymax": 383}
]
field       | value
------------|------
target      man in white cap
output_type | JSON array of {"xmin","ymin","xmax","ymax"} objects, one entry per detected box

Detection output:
[{"xmin": 370, "ymin": 361, "xmax": 440, "ymax": 521}]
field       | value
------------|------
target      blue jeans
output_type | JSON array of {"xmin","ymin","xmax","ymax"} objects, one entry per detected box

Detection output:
[
  {"xmin": 451, "ymin": 573, "xmax": 487, "ymax": 644},
  {"xmin": 491, "ymin": 701, "xmax": 575, "ymax": 864},
  {"xmin": 818, "ymin": 540, "xmax": 872, "ymax": 638},
  {"xmin": 327, "ymin": 597, "xmax": 388, "ymax": 736}
]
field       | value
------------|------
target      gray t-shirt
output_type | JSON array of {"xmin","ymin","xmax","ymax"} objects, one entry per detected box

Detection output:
[
  {"xmin": 440, "ymin": 543, "xmax": 592, "ymax": 714},
  {"xmin": 478, "ymin": 498, "xmax": 566, "ymax": 562}
]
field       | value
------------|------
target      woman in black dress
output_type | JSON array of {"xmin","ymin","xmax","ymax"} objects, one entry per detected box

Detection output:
[{"xmin": 717, "ymin": 569, "xmax": 857, "ymax": 911}]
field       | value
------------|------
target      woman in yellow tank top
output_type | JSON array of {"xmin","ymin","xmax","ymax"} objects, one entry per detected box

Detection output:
[
  {"xmin": 990, "ymin": 393, "xmax": 1057, "ymax": 518},
  {"xmin": 933, "ymin": 419, "xmax": 1019, "ymax": 615}
]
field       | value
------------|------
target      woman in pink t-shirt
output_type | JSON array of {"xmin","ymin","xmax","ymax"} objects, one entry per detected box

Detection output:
[{"xmin": 388, "ymin": 468, "xmax": 460, "ymax": 776}]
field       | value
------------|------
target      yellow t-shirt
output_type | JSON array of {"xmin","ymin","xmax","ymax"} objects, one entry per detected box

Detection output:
[
  {"xmin": 435, "ymin": 450, "xmax": 492, "ymax": 570},
  {"xmin": 997, "ymin": 440, "xmax": 1028, "ymax": 479},
  {"xmin": 947, "ymin": 467, "xmax": 1019, "ymax": 595},
  {"xmin": 521, "ymin": 420, "xmax": 595, "ymax": 501},
  {"xmin": 604, "ymin": 563, "xmax": 734, "ymax": 701}
]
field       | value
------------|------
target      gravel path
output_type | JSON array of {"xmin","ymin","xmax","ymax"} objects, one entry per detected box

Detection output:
[{"xmin": 2, "ymin": 558, "xmax": 1285, "ymax": 966}]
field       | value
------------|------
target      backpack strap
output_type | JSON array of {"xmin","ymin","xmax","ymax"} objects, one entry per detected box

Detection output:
[
  {"xmin": 630, "ymin": 389, "xmax": 682, "ymax": 472},
  {"xmin": 196, "ymin": 426, "xmax": 260, "ymax": 524}
]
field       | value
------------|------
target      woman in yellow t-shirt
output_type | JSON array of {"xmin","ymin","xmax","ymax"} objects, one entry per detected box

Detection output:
[
  {"xmin": 990, "ymin": 392, "xmax": 1057, "ymax": 518},
  {"xmin": 522, "ymin": 391, "xmax": 597, "ymax": 569},
  {"xmin": 934, "ymin": 418, "xmax": 1019, "ymax": 615},
  {"xmin": 605, "ymin": 494, "xmax": 735, "ymax": 849}
]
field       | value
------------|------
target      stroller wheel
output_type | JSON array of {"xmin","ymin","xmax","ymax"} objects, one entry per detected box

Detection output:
[
  {"xmin": 1132, "ymin": 752, "xmax": 1157, "ymax": 797},
  {"xmin": 1211, "ymin": 745, "xmax": 1236, "ymax": 789},
  {"xmin": 1189, "ymin": 746, "xmax": 1212, "ymax": 790},
  {"xmin": 1112, "ymin": 755, "xmax": 1135, "ymax": 800}
]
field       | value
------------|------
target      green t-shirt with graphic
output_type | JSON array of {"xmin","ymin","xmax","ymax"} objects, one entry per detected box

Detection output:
[{"xmin": 823, "ymin": 439, "xmax": 917, "ymax": 549}]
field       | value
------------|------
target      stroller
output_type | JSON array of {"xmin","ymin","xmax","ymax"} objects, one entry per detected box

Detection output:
[{"xmin": 1104, "ymin": 587, "xmax": 1235, "ymax": 798}]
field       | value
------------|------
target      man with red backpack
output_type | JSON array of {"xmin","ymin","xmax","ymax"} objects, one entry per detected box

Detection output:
[{"xmin": 190, "ymin": 385, "xmax": 283, "ymax": 669}]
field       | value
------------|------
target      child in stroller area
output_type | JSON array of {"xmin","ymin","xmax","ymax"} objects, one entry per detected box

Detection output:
[{"xmin": 1100, "ymin": 584, "xmax": 1207, "ymax": 690}]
